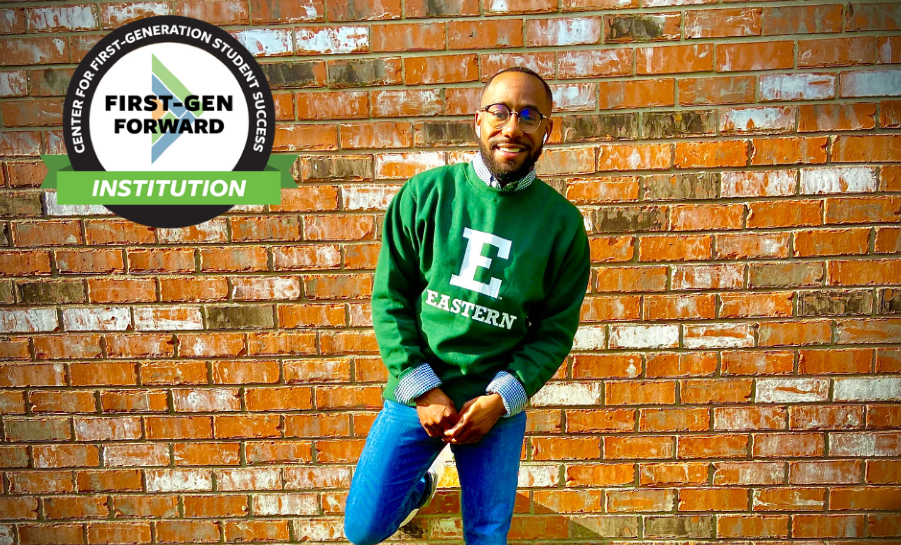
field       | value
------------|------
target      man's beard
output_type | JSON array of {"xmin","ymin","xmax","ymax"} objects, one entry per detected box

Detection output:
[{"xmin": 478, "ymin": 137, "xmax": 543, "ymax": 186}]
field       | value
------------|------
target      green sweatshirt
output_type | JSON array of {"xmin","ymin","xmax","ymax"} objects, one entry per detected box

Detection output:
[{"xmin": 372, "ymin": 161, "xmax": 591, "ymax": 410}]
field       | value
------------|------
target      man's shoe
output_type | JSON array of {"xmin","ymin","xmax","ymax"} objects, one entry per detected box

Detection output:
[{"xmin": 400, "ymin": 446, "xmax": 447, "ymax": 527}]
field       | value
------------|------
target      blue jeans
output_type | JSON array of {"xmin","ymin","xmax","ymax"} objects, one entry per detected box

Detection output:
[{"xmin": 344, "ymin": 399, "xmax": 526, "ymax": 545}]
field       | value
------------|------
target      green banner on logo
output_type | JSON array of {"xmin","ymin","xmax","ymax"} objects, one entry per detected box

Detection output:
[{"xmin": 40, "ymin": 155, "xmax": 297, "ymax": 205}]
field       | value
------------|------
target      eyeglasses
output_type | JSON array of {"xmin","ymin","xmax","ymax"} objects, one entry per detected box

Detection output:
[{"xmin": 478, "ymin": 103, "xmax": 548, "ymax": 134}]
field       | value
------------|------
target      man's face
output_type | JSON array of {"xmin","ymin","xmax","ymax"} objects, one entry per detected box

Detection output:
[{"xmin": 476, "ymin": 72, "xmax": 552, "ymax": 184}]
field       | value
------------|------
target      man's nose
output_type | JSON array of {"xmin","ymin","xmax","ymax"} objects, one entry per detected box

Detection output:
[{"xmin": 501, "ymin": 113, "xmax": 524, "ymax": 138}]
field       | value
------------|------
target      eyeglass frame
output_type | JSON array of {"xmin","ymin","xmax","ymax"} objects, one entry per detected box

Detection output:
[{"xmin": 476, "ymin": 103, "xmax": 550, "ymax": 134}]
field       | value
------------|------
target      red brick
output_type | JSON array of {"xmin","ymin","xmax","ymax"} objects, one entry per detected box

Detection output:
[
  {"xmin": 596, "ymin": 266, "xmax": 668, "ymax": 292},
  {"xmin": 675, "ymin": 140, "xmax": 748, "ymax": 168},
  {"xmin": 211, "ymin": 359, "xmax": 280, "ymax": 384},
  {"xmin": 246, "ymin": 441, "xmax": 313, "ymax": 464},
  {"xmin": 868, "ymin": 460, "xmax": 901, "ymax": 484},
  {"xmin": 716, "ymin": 232, "xmax": 791, "ymax": 260},
  {"xmin": 404, "ymin": 54, "xmax": 479, "ymax": 85},
  {"xmin": 833, "ymin": 134, "xmax": 901, "ymax": 163},
  {"xmin": 672, "ymin": 204, "xmax": 744, "ymax": 231},
  {"xmin": 244, "ymin": 387, "xmax": 313, "ymax": 411},
  {"xmin": 639, "ymin": 408, "xmax": 710, "ymax": 432},
  {"xmin": 183, "ymin": 494, "xmax": 249, "ymax": 518},
  {"xmin": 763, "ymin": 4, "xmax": 843, "ymax": 35},
  {"xmin": 685, "ymin": 8, "xmax": 761, "ymax": 38},
  {"xmin": 720, "ymin": 292, "xmax": 793, "ymax": 318},
  {"xmin": 146, "ymin": 416, "xmax": 212, "ymax": 440},
  {"xmin": 273, "ymin": 124, "xmax": 337, "ymax": 152},
  {"xmin": 558, "ymin": 49, "xmax": 633, "ymax": 79},
  {"xmin": 596, "ymin": 79, "xmax": 675, "ymax": 110},
  {"xmin": 798, "ymin": 103, "xmax": 877, "ymax": 132},
  {"xmin": 789, "ymin": 459, "xmax": 863, "ymax": 484},
  {"xmin": 712, "ymin": 461, "xmax": 785, "ymax": 486},
  {"xmin": 174, "ymin": 0, "xmax": 248, "ymax": 24},
  {"xmin": 637, "ymin": 44, "xmax": 714, "ymax": 74},
  {"xmin": 565, "ymin": 463, "xmax": 634, "ymax": 487},
  {"xmin": 18, "ymin": 524, "xmax": 84, "ymax": 545},
  {"xmin": 679, "ymin": 488, "xmax": 749, "ymax": 511},
  {"xmin": 199, "ymin": 246, "xmax": 268, "ymax": 272},
  {"xmin": 449, "ymin": 19, "xmax": 523, "ymax": 49},
  {"xmin": 717, "ymin": 41, "xmax": 794, "ymax": 72},
  {"xmin": 750, "ymin": 136, "xmax": 828, "ymax": 166},
  {"xmin": 30, "ymin": 390, "xmax": 96, "ymax": 413},
  {"xmin": 326, "ymin": 0, "xmax": 401, "ymax": 21},
  {"xmin": 76, "ymin": 470, "xmax": 143, "ymax": 493},
  {"xmin": 829, "ymin": 486, "xmax": 901, "ymax": 510},
  {"xmin": 0, "ymin": 37, "xmax": 69, "ymax": 65},
  {"xmin": 481, "ymin": 52, "xmax": 556, "ymax": 81},
  {"xmin": 681, "ymin": 379, "xmax": 753, "ymax": 404},
  {"xmin": 100, "ymin": 389, "xmax": 168, "ymax": 413},
  {"xmin": 794, "ymin": 514, "xmax": 866, "ymax": 538},
  {"xmin": 717, "ymin": 514, "xmax": 788, "ymax": 538},
  {"xmin": 747, "ymin": 199, "xmax": 822, "ymax": 229},
  {"xmin": 607, "ymin": 489, "xmax": 674, "ymax": 512},
  {"xmin": 645, "ymin": 295, "xmax": 716, "ymax": 321},
  {"xmin": 825, "ymin": 196, "xmax": 901, "ymax": 225},
  {"xmin": 44, "ymin": 495, "xmax": 109, "ymax": 519},
  {"xmin": 173, "ymin": 442, "xmax": 240, "ymax": 466},
  {"xmin": 295, "ymin": 91, "xmax": 367, "ymax": 120},
  {"xmin": 604, "ymin": 435, "xmax": 674, "ymax": 460},
  {"xmin": 639, "ymin": 234, "xmax": 711, "ymax": 262},
  {"xmin": 753, "ymin": 432, "xmax": 825, "ymax": 458},
  {"xmin": 798, "ymin": 37, "xmax": 878, "ymax": 67},
  {"xmin": 845, "ymin": 2, "xmax": 901, "ymax": 31}
]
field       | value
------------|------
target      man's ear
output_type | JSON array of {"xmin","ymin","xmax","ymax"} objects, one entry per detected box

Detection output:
[{"xmin": 474, "ymin": 112, "xmax": 481, "ymax": 138}]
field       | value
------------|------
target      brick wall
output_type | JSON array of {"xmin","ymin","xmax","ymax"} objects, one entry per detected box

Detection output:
[{"xmin": 1, "ymin": 0, "xmax": 901, "ymax": 543}]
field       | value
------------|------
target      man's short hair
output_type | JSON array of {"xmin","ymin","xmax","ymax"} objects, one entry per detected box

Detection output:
[{"xmin": 482, "ymin": 67, "xmax": 553, "ymax": 111}]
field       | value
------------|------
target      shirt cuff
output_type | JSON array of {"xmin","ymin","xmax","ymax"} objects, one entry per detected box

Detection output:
[
  {"xmin": 393, "ymin": 363, "xmax": 442, "ymax": 404},
  {"xmin": 486, "ymin": 371, "xmax": 528, "ymax": 418}
]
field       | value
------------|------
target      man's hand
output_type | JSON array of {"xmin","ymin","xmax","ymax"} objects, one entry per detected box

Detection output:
[
  {"xmin": 443, "ymin": 393, "xmax": 506, "ymax": 444},
  {"xmin": 415, "ymin": 388, "xmax": 458, "ymax": 438}
]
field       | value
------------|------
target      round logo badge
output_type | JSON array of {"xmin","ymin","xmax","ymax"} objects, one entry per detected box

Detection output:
[{"xmin": 62, "ymin": 15, "xmax": 276, "ymax": 228}]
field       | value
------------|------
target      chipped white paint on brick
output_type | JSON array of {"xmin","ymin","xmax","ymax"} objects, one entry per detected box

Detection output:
[
  {"xmin": 44, "ymin": 191, "xmax": 113, "ymax": 216},
  {"xmin": 254, "ymin": 493, "xmax": 319, "ymax": 516},
  {"xmin": 840, "ymin": 69, "xmax": 901, "ymax": 98},
  {"xmin": 580, "ymin": 209, "xmax": 593, "ymax": 232},
  {"xmin": 530, "ymin": 382, "xmax": 603, "ymax": 406},
  {"xmin": 484, "ymin": 53, "xmax": 555, "ymax": 78},
  {"xmin": 284, "ymin": 467, "xmax": 352, "ymax": 489},
  {"xmin": 0, "ymin": 524, "xmax": 14, "ymax": 545},
  {"xmin": 551, "ymin": 83, "xmax": 597, "ymax": 111},
  {"xmin": 342, "ymin": 184, "xmax": 402, "ymax": 211},
  {"xmin": 234, "ymin": 29, "xmax": 293, "ymax": 57},
  {"xmin": 559, "ymin": 50, "xmax": 623, "ymax": 78},
  {"xmin": 800, "ymin": 167, "xmax": 878, "ymax": 195},
  {"xmin": 62, "ymin": 307, "xmax": 130, "ymax": 331},
  {"xmin": 790, "ymin": 461, "xmax": 859, "ymax": 484},
  {"xmin": 0, "ymin": 308, "xmax": 59, "ymax": 333},
  {"xmin": 572, "ymin": 325, "xmax": 607, "ymax": 350},
  {"xmin": 518, "ymin": 464, "xmax": 560, "ymax": 487},
  {"xmin": 713, "ymin": 461, "xmax": 784, "ymax": 485},
  {"xmin": 296, "ymin": 26, "xmax": 368, "ymax": 55},
  {"xmin": 545, "ymin": 18, "xmax": 601, "ymax": 46},
  {"xmin": 146, "ymin": 469, "xmax": 212, "ymax": 492},
  {"xmin": 834, "ymin": 377, "xmax": 901, "ymax": 402},
  {"xmin": 721, "ymin": 170, "xmax": 796, "ymax": 197},
  {"xmin": 293, "ymin": 520, "xmax": 345, "ymax": 541},
  {"xmin": 752, "ymin": 489, "xmax": 824, "ymax": 510},
  {"xmin": 232, "ymin": 276, "xmax": 301, "ymax": 300},
  {"xmin": 0, "ymin": 70, "xmax": 27, "ymax": 98},
  {"xmin": 104, "ymin": 444, "xmax": 169, "ymax": 467},
  {"xmin": 672, "ymin": 264, "xmax": 744, "ymax": 291},
  {"xmin": 830, "ymin": 431, "xmax": 901, "ymax": 457},
  {"xmin": 158, "ymin": 219, "xmax": 228, "ymax": 243},
  {"xmin": 75, "ymin": 417, "xmax": 141, "ymax": 441},
  {"xmin": 173, "ymin": 389, "xmax": 241, "ymax": 412},
  {"xmin": 760, "ymin": 73, "xmax": 835, "ymax": 101},
  {"xmin": 720, "ymin": 107, "xmax": 794, "ymax": 134},
  {"xmin": 714, "ymin": 407, "xmax": 784, "ymax": 431},
  {"xmin": 756, "ymin": 378, "xmax": 829, "ymax": 403},
  {"xmin": 216, "ymin": 468, "xmax": 281, "ymax": 491},
  {"xmin": 104, "ymin": 2, "xmax": 169, "ymax": 26},
  {"xmin": 375, "ymin": 152, "xmax": 445, "ymax": 179},
  {"xmin": 610, "ymin": 324, "xmax": 679, "ymax": 349},
  {"xmin": 29, "ymin": 6, "xmax": 98, "ymax": 31},
  {"xmin": 647, "ymin": 0, "xmax": 707, "ymax": 7},
  {"xmin": 274, "ymin": 245, "xmax": 341, "ymax": 269},
  {"xmin": 489, "ymin": 0, "xmax": 509, "ymax": 11},
  {"xmin": 683, "ymin": 323, "xmax": 755, "ymax": 349},
  {"xmin": 133, "ymin": 306, "xmax": 203, "ymax": 331}
]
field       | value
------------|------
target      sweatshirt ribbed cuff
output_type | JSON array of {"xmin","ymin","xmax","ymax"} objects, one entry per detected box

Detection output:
[
  {"xmin": 394, "ymin": 363, "xmax": 442, "ymax": 404},
  {"xmin": 486, "ymin": 371, "xmax": 528, "ymax": 418}
]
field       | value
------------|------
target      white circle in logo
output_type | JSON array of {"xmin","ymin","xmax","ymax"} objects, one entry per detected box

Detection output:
[{"xmin": 90, "ymin": 42, "xmax": 249, "ymax": 172}]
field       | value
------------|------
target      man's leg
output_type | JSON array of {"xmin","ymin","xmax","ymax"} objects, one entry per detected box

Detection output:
[
  {"xmin": 344, "ymin": 399, "xmax": 445, "ymax": 545},
  {"xmin": 451, "ymin": 410, "xmax": 527, "ymax": 545}
]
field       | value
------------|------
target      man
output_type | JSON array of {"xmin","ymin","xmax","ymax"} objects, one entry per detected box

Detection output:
[{"xmin": 343, "ymin": 67, "xmax": 590, "ymax": 545}]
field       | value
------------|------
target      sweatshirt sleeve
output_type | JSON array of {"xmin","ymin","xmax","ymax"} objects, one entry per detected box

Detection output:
[
  {"xmin": 504, "ymin": 223, "xmax": 590, "ymax": 399},
  {"xmin": 371, "ymin": 183, "xmax": 432, "ymax": 386}
]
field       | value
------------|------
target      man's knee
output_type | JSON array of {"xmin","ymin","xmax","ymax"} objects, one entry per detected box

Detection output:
[{"xmin": 343, "ymin": 511, "xmax": 392, "ymax": 545}]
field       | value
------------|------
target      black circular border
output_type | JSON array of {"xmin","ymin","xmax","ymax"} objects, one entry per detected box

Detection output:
[{"xmin": 63, "ymin": 15, "xmax": 276, "ymax": 228}]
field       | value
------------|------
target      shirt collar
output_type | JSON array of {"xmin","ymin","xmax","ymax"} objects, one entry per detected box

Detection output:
[{"xmin": 471, "ymin": 153, "xmax": 536, "ymax": 192}]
